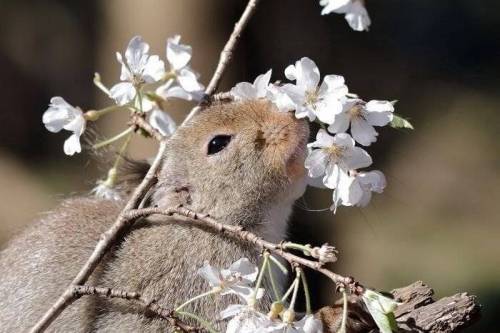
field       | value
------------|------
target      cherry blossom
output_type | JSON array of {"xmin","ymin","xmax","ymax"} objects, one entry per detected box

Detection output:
[
  {"xmin": 109, "ymin": 36, "xmax": 165, "ymax": 106},
  {"xmin": 223, "ymin": 306, "xmax": 273, "ymax": 333},
  {"xmin": 230, "ymin": 70, "xmax": 272, "ymax": 100},
  {"xmin": 42, "ymin": 97, "xmax": 86, "ymax": 156},
  {"xmin": 197, "ymin": 258, "xmax": 259, "ymax": 298},
  {"xmin": 320, "ymin": 0, "xmax": 371, "ymax": 32},
  {"xmin": 305, "ymin": 129, "xmax": 372, "ymax": 189},
  {"xmin": 280, "ymin": 57, "xmax": 348, "ymax": 122},
  {"xmin": 329, "ymin": 99, "xmax": 394, "ymax": 146},
  {"xmin": 156, "ymin": 78, "xmax": 202, "ymax": 102},
  {"xmin": 160, "ymin": 35, "xmax": 204, "ymax": 95}
]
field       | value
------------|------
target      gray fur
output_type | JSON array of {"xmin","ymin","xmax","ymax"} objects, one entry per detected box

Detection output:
[{"xmin": 0, "ymin": 100, "xmax": 309, "ymax": 332}]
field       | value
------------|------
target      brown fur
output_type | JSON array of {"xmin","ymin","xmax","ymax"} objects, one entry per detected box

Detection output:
[{"xmin": 0, "ymin": 100, "xmax": 309, "ymax": 332}]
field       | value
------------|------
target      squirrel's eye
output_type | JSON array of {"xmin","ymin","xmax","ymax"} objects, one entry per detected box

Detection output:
[{"xmin": 207, "ymin": 135, "xmax": 232, "ymax": 155}]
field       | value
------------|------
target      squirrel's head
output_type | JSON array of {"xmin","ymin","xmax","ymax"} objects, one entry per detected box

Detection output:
[{"xmin": 152, "ymin": 100, "xmax": 309, "ymax": 229}]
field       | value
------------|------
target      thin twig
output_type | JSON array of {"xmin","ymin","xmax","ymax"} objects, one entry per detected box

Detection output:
[
  {"xmin": 30, "ymin": 141, "xmax": 168, "ymax": 333},
  {"xmin": 129, "ymin": 114, "xmax": 165, "ymax": 141},
  {"xmin": 72, "ymin": 285, "xmax": 201, "ymax": 332},
  {"xmin": 183, "ymin": 0, "xmax": 260, "ymax": 123},
  {"xmin": 124, "ymin": 206, "xmax": 364, "ymax": 294}
]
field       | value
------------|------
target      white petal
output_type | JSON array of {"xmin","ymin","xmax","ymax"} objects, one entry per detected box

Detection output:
[
  {"xmin": 304, "ymin": 149, "xmax": 328, "ymax": 178},
  {"xmin": 63, "ymin": 113, "xmax": 85, "ymax": 136},
  {"xmin": 197, "ymin": 261, "xmax": 222, "ymax": 287},
  {"xmin": 177, "ymin": 68, "xmax": 204, "ymax": 92},
  {"xmin": 284, "ymin": 64, "xmax": 297, "ymax": 81},
  {"xmin": 323, "ymin": 163, "xmax": 342, "ymax": 189},
  {"xmin": 43, "ymin": 109, "xmax": 67, "ymax": 133},
  {"xmin": 227, "ymin": 258, "xmax": 258, "ymax": 283},
  {"xmin": 295, "ymin": 57, "xmax": 321, "ymax": 90},
  {"xmin": 358, "ymin": 170, "xmax": 386, "ymax": 193},
  {"xmin": 332, "ymin": 132, "xmax": 355, "ymax": 149},
  {"xmin": 320, "ymin": 0, "xmax": 351, "ymax": 15},
  {"xmin": 142, "ymin": 55, "xmax": 165, "ymax": 82},
  {"xmin": 295, "ymin": 105, "xmax": 316, "ymax": 121},
  {"xmin": 231, "ymin": 82, "xmax": 257, "ymax": 100},
  {"xmin": 315, "ymin": 97, "xmax": 343, "ymax": 125},
  {"xmin": 109, "ymin": 82, "xmax": 136, "ymax": 105},
  {"xmin": 341, "ymin": 175, "xmax": 364, "ymax": 206},
  {"xmin": 138, "ymin": 97, "xmax": 155, "ymax": 112},
  {"xmin": 116, "ymin": 52, "xmax": 132, "ymax": 82},
  {"xmin": 125, "ymin": 36, "xmax": 150, "ymax": 74},
  {"xmin": 167, "ymin": 35, "xmax": 192, "ymax": 70},
  {"xmin": 309, "ymin": 128, "xmax": 335, "ymax": 148},
  {"xmin": 63, "ymin": 133, "xmax": 82, "ymax": 156},
  {"xmin": 318, "ymin": 75, "xmax": 348, "ymax": 98},
  {"xmin": 149, "ymin": 109, "xmax": 176, "ymax": 136},
  {"xmin": 219, "ymin": 304, "xmax": 245, "ymax": 320},
  {"xmin": 42, "ymin": 97, "xmax": 74, "ymax": 133},
  {"xmin": 280, "ymin": 84, "xmax": 304, "ymax": 105},
  {"xmin": 327, "ymin": 113, "xmax": 350, "ymax": 133},
  {"xmin": 253, "ymin": 69, "xmax": 272, "ymax": 98},
  {"xmin": 365, "ymin": 111, "xmax": 393, "ymax": 127},
  {"xmin": 268, "ymin": 85, "xmax": 296, "ymax": 112},
  {"xmin": 351, "ymin": 118, "xmax": 378, "ymax": 146},
  {"xmin": 345, "ymin": 1, "xmax": 371, "ymax": 32},
  {"xmin": 343, "ymin": 146, "xmax": 373, "ymax": 170},
  {"xmin": 365, "ymin": 100, "xmax": 394, "ymax": 113},
  {"xmin": 297, "ymin": 314, "xmax": 323, "ymax": 333}
]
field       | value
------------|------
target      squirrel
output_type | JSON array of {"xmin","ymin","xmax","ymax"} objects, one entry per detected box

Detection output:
[{"xmin": 0, "ymin": 100, "xmax": 310, "ymax": 332}]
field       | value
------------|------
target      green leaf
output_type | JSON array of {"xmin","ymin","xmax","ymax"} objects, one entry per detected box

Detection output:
[
  {"xmin": 390, "ymin": 114, "xmax": 414, "ymax": 130},
  {"xmin": 362, "ymin": 289, "xmax": 400, "ymax": 333}
]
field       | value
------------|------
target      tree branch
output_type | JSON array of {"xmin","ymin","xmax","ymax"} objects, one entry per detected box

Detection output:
[
  {"xmin": 317, "ymin": 281, "xmax": 481, "ymax": 333},
  {"xmin": 30, "ymin": 1, "xmax": 262, "ymax": 331},
  {"xmin": 72, "ymin": 285, "xmax": 201, "ymax": 332},
  {"xmin": 183, "ymin": 0, "xmax": 260, "ymax": 123},
  {"xmin": 124, "ymin": 206, "xmax": 363, "ymax": 294},
  {"xmin": 129, "ymin": 114, "xmax": 165, "ymax": 142}
]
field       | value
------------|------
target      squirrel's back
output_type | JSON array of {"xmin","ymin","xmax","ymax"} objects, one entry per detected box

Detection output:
[{"xmin": 0, "ymin": 196, "xmax": 260, "ymax": 332}]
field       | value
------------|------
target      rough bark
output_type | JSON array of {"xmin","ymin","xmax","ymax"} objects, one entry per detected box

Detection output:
[{"xmin": 318, "ymin": 281, "xmax": 481, "ymax": 333}]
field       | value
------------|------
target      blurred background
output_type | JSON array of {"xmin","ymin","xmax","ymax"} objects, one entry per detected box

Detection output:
[{"xmin": 0, "ymin": 0, "xmax": 498, "ymax": 331}]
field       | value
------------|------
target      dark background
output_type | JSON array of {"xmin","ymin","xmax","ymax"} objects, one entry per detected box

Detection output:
[{"xmin": 0, "ymin": 1, "xmax": 498, "ymax": 331}]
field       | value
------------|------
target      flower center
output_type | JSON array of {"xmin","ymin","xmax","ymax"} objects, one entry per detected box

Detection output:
[
  {"xmin": 305, "ymin": 89, "xmax": 319, "ymax": 107},
  {"xmin": 348, "ymin": 104, "xmax": 364, "ymax": 119},
  {"xmin": 324, "ymin": 144, "xmax": 345, "ymax": 160}
]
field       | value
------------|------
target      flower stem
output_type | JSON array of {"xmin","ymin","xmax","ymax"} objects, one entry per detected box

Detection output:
[
  {"xmin": 93, "ymin": 127, "xmax": 134, "ymax": 150},
  {"xmin": 265, "ymin": 254, "xmax": 281, "ymax": 301},
  {"xmin": 288, "ymin": 269, "xmax": 301, "ymax": 311},
  {"xmin": 338, "ymin": 289, "xmax": 348, "ymax": 333},
  {"xmin": 176, "ymin": 311, "xmax": 219, "ymax": 333},
  {"xmin": 175, "ymin": 289, "xmax": 219, "ymax": 312},
  {"xmin": 111, "ymin": 132, "xmax": 133, "ymax": 171},
  {"xmin": 93, "ymin": 72, "xmax": 111, "ymax": 95},
  {"xmin": 281, "ymin": 277, "xmax": 298, "ymax": 303},
  {"xmin": 300, "ymin": 269, "xmax": 312, "ymax": 314},
  {"xmin": 253, "ymin": 253, "xmax": 269, "ymax": 297},
  {"xmin": 84, "ymin": 105, "xmax": 124, "ymax": 121},
  {"xmin": 282, "ymin": 242, "xmax": 312, "ymax": 256},
  {"xmin": 269, "ymin": 255, "xmax": 289, "ymax": 275}
]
